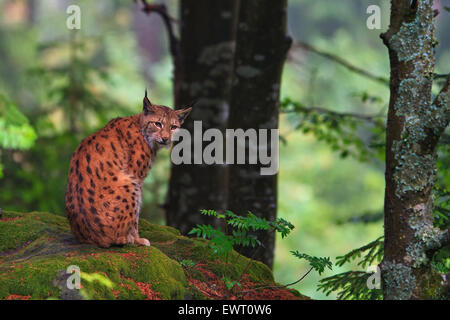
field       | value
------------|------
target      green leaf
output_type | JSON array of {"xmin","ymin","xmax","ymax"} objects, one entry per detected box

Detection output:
[
  {"xmin": 0, "ymin": 93, "xmax": 37, "ymax": 150},
  {"xmin": 291, "ymin": 251, "xmax": 333, "ymax": 275}
]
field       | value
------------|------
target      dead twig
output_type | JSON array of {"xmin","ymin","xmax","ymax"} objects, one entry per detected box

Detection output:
[
  {"xmin": 291, "ymin": 41, "xmax": 389, "ymax": 86},
  {"xmin": 135, "ymin": 0, "xmax": 179, "ymax": 58},
  {"xmin": 282, "ymin": 104, "xmax": 384, "ymax": 127}
]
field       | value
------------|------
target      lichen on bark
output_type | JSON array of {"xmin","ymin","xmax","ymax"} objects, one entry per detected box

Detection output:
[{"xmin": 380, "ymin": 0, "xmax": 449, "ymax": 300}]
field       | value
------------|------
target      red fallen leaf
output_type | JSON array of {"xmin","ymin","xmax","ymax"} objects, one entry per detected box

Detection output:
[
  {"xmin": 111, "ymin": 289, "xmax": 120, "ymax": 298},
  {"xmin": 186, "ymin": 265, "xmax": 299, "ymax": 300},
  {"xmin": 135, "ymin": 281, "xmax": 161, "ymax": 300},
  {"xmin": 5, "ymin": 294, "xmax": 31, "ymax": 300},
  {"xmin": 119, "ymin": 283, "xmax": 133, "ymax": 290},
  {"xmin": 118, "ymin": 253, "xmax": 139, "ymax": 260},
  {"xmin": 0, "ymin": 217, "xmax": 21, "ymax": 222}
]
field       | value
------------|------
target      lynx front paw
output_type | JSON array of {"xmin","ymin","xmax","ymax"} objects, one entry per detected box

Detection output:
[{"xmin": 136, "ymin": 237, "xmax": 150, "ymax": 246}]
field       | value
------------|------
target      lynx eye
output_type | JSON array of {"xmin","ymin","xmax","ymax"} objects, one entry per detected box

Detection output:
[
  {"xmin": 170, "ymin": 125, "xmax": 178, "ymax": 130},
  {"xmin": 154, "ymin": 122, "xmax": 162, "ymax": 128}
]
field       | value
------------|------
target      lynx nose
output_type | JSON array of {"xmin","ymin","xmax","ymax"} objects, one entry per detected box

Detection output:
[{"xmin": 161, "ymin": 138, "xmax": 169, "ymax": 144}]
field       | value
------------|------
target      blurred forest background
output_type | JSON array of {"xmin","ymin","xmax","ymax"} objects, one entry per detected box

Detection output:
[{"xmin": 0, "ymin": 0, "xmax": 448, "ymax": 299}]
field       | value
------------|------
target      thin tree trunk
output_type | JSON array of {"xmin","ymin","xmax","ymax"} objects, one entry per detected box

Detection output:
[
  {"xmin": 380, "ymin": 0, "xmax": 449, "ymax": 299},
  {"xmin": 227, "ymin": 0, "xmax": 291, "ymax": 268},
  {"xmin": 166, "ymin": 0, "xmax": 240, "ymax": 234}
]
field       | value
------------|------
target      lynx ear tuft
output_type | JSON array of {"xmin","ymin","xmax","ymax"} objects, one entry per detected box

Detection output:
[
  {"xmin": 143, "ymin": 89, "xmax": 153, "ymax": 114},
  {"xmin": 175, "ymin": 100, "xmax": 196, "ymax": 124}
]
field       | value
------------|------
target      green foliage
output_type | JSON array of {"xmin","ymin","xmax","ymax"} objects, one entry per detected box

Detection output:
[
  {"xmin": 0, "ymin": 93, "xmax": 37, "ymax": 150},
  {"xmin": 281, "ymin": 71, "xmax": 448, "ymax": 256},
  {"xmin": 189, "ymin": 209, "xmax": 295, "ymax": 258},
  {"xmin": 431, "ymin": 246, "xmax": 450, "ymax": 274},
  {"xmin": 0, "ymin": 93, "xmax": 37, "ymax": 178},
  {"xmin": 280, "ymin": 97, "xmax": 385, "ymax": 162},
  {"xmin": 318, "ymin": 271, "xmax": 382, "ymax": 300},
  {"xmin": 180, "ymin": 259, "xmax": 196, "ymax": 269},
  {"xmin": 290, "ymin": 251, "xmax": 332, "ymax": 275},
  {"xmin": 319, "ymin": 231, "xmax": 450, "ymax": 299},
  {"xmin": 317, "ymin": 236, "xmax": 384, "ymax": 300},
  {"xmin": 189, "ymin": 224, "xmax": 234, "ymax": 256},
  {"xmin": 27, "ymin": 34, "xmax": 130, "ymax": 134},
  {"xmin": 335, "ymin": 236, "xmax": 384, "ymax": 269},
  {"xmin": 434, "ymin": 135, "xmax": 450, "ymax": 229},
  {"xmin": 1, "ymin": 32, "xmax": 130, "ymax": 213},
  {"xmin": 222, "ymin": 276, "xmax": 242, "ymax": 291},
  {"xmin": 190, "ymin": 209, "xmax": 332, "ymax": 293}
]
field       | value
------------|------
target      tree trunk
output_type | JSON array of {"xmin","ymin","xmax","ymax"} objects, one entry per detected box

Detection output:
[
  {"xmin": 166, "ymin": 0, "xmax": 240, "ymax": 234},
  {"xmin": 227, "ymin": 0, "xmax": 291, "ymax": 268},
  {"xmin": 380, "ymin": 0, "xmax": 449, "ymax": 299}
]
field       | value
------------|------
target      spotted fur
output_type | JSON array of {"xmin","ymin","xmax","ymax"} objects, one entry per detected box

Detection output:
[{"xmin": 65, "ymin": 93, "xmax": 192, "ymax": 248}]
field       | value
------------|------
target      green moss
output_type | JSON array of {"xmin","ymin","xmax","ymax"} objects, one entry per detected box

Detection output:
[
  {"xmin": 154, "ymin": 237, "xmax": 212, "ymax": 263},
  {"xmin": 154, "ymin": 237, "xmax": 273, "ymax": 284},
  {"xmin": 139, "ymin": 219, "xmax": 181, "ymax": 243},
  {"xmin": 184, "ymin": 283, "xmax": 209, "ymax": 300},
  {"xmin": 287, "ymin": 288, "xmax": 311, "ymax": 300},
  {"xmin": 203, "ymin": 251, "xmax": 273, "ymax": 283},
  {"xmin": 0, "ymin": 211, "xmax": 292, "ymax": 300},
  {"xmin": 0, "ymin": 245, "xmax": 186, "ymax": 300},
  {"xmin": 0, "ymin": 211, "xmax": 50, "ymax": 252}
]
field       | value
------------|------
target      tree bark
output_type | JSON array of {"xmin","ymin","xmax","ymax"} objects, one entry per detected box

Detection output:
[
  {"xmin": 166, "ymin": 0, "xmax": 240, "ymax": 234},
  {"xmin": 380, "ymin": 0, "xmax": 449, "ymax": 299},
  {"xmin": 227, "ymin": 0, "xmax": 291, "ymax": 268}
]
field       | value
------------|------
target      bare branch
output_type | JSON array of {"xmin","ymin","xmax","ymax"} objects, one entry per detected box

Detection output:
[
  {"xmin": 433, "ymin": 73, "xmax": 449, "ymax": 80},
  {"xmin": 433, "ymin": 76, "xmax": 450, "ymax": 106},
  {"xmin": 430, "ymin": 76, "xmax": 450, "ymax": 146},
  {"xmin": 135, "ymin": 0, "xmax": 179, "ymax": 58},
  {"xmin": 282, "ymin": 104, "xmax": 384, "ymax": 127},
  {"xmin": 291, "ymin": 41, "xmax": 389, "ymax": 86}
]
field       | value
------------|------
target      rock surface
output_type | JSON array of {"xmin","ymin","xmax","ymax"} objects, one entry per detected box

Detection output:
[{"xmin": 0, "ymin": 211, "xmax": 308, "ymax": 300}]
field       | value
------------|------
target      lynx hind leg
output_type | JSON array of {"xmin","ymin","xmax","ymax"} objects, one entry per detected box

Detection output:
[
  {"xmin": 130, "ymin": 196, "xmax": 150, "ymax": 246},
  {"xmin": 114, "ymin": 236, "xmax": 128, "ymax": 246},
  {"xmin": 112, "ymin": 178, "xmax": 149, "ymax": 247}
]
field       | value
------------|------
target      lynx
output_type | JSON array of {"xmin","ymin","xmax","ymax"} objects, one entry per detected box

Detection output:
[{"xmin": 65, "ymin": 91, "xmax": 192, "ymax": 248}]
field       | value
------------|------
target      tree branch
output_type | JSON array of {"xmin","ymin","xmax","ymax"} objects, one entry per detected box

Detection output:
[
  {"xmin": 434, "ymin": 73, "xmax": 450, "ymax": 80},
  {"xmin": 282, "ymin": 104, "xmax": 384, "ymax": 127},
  {"xmin": 429, "ymin": 76, "xmax": 450, "ymax": 149},
  {"xmin": 291, "ymin": 41, "xmax": 389, "ymax": 86},
  {"xmin": 136, "ymin": 0, "xmax": 179, "ymax": 59},
  {"xmin": 432, "ymin": 76, "xmax": 450, "ymax": 111}
]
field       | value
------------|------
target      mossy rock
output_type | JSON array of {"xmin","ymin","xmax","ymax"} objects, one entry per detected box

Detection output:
[{"xmin": 0, "ymin": 211, "xmax": 309, "ymax": 300}]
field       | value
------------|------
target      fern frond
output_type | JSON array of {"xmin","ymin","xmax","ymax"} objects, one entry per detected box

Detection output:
[
  {"xmin": 291, "ymin": 251, "xmax": 332, "ymax": 275},
  {"xmin": 335, "ymin": 236, "xmax": 384, "ymax": 268},
  {"xmin": 318, "ymin": 271, "xmax": 382, "ymax": 300}
]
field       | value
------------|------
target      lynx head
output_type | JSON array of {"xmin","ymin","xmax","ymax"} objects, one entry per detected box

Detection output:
[{"xmin": 139, "ymin": 90, "xmax": 193, "ymax": 148}]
